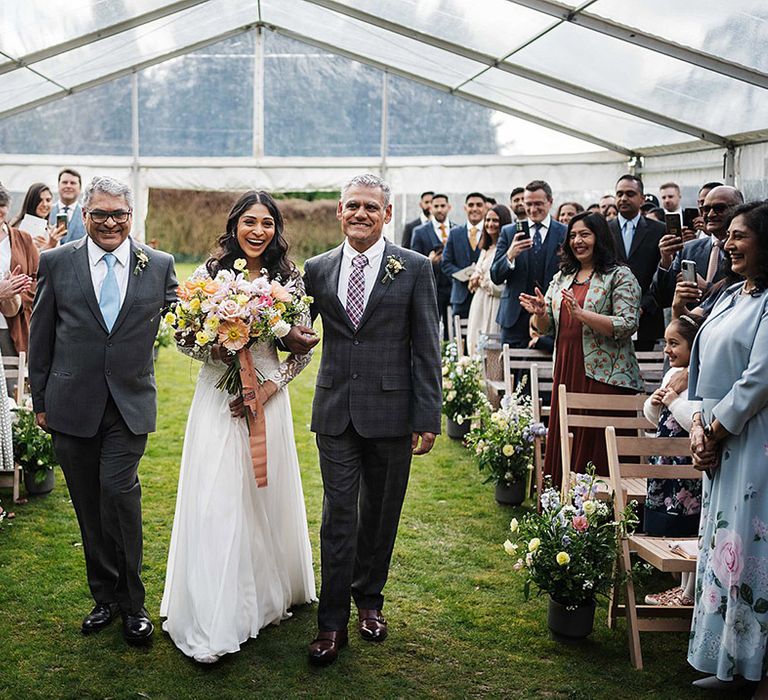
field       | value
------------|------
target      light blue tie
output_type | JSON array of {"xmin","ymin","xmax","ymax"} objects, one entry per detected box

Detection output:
[
  {"xmin": 99, "ymin": 253, "xmax": 120, "ymax": 331},
  {"xmin": 622, "ymin": 220, "xmax": 634, "ymax": 257}
]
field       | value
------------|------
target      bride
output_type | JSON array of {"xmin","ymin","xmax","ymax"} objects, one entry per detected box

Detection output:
[{"xmin": 160, "ymin": 191, "xmax": 316, "ymax": 663}]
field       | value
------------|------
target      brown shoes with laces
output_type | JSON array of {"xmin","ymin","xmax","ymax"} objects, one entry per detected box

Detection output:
[
  {"xmin": 358, "ymin": 608, "xmax": 388, "ymax": 642},
  {"xmin": 308, "ymin": 629, "xmax": 348, "ymax": 666}
]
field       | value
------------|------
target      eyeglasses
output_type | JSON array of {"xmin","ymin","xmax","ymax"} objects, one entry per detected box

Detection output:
[
  {"xmin": 700, "ymin": 203, "xmax": 730, "ymax": 216},
  {"xmin": 86, "ymin": 209, "xmax": 132, "ymax": 224}
]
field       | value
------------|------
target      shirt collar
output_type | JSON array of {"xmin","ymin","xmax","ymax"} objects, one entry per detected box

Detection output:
[
  {"xmin": 618, "ymin": 212, "xmax": 642, "ymax": 229},
  {"xmin": 57, "ymin": 200, "xmax": 78, "ymax": 211},
  {"xmin": 432, "ymin": 219, "xmax": 449, "ymax": 232},
  {"xmin": 419, "ymin": 212, "xmax": 430, "ymax": 225},
  {"xmin": 342, "ymin": 236, "xmax": 386, "ymax": 268},
  {"xmin": 467, "ymin": 221, "xmax": 483, "ymax": 233},
  {"xmin": 88, "ymin": 236, "xmax": 132, "ymax": 268},
  {"xmin": 527, "ymin": 214, "xmax": 551, "ymax": 230}
]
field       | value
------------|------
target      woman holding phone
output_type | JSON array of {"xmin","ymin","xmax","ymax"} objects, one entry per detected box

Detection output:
[
  {"xmin": 10, "ymin": 183, "xmax": 66, "ymax": 251},
  {"xmin": 520, "ymin": 212, "xmax": 643, "ymax": 487}
]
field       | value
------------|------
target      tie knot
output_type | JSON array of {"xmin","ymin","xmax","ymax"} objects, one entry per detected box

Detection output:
[
  {"xmin": 352, "ymin": 254, "xmax": 368, "ymax": 270},
  {"xmin": 470, "ymin": 226, "xmax": 477, "ymax": 234},
  {"xmin": 63, "ymin": 205, "xmax": 69, "ymax": 213},
  {"xmin": 103, "ymin": 253, "xmax": 116, "ymax": 270},
  {"xmin": 533, "ymin": 223, "xmax": 542, "ymax": 233}
]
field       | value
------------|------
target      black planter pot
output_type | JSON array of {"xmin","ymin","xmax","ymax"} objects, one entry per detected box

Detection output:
[
  {"xmin": 547, "ymin": 597, "xmax": 596, "ymax": 643},
  {"xmin": 24, "ymin": 468, "xmax": 55, "ymax": 496},
  {"xmin": 494, "ymin": 480, "xmax": 526, "ymax": 506},
  {"xmin": 446, "ymin": 417, "xmax": 470, "ymax": 440}
]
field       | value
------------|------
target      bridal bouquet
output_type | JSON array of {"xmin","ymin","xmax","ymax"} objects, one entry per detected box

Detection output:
[{"xmin": 167, "ymin": 260, "xmax": 313, "ymax": 394}]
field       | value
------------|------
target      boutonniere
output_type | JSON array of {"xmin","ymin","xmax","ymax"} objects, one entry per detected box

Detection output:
[
  {"xmin": 381, "ymin": 255, "xmax": 406, "ymax": 284},
  {"xmin": 133, "ymin": 249, "xmax": 149, "ymax": 276}
]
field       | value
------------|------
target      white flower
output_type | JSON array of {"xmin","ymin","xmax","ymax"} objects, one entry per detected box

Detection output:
[
  {"xmin": 272, "ymin": 320, "xmax": 291, "ymax": 338},
  {"xmin": 443, "ymin": 379, "xmax": 453, "ymax": 390},
  {"xmin": 503, "ymin": 539, "xmax": 517, "ymax": 555},
  {"xmin": 455, "ymin": 414, "xmax": 464, "ymax": 425},
  {"xmin": 722, "ymin": 601, "xmax": 762, "ymax": 658},
  {"xmin": 509, "ymin": 518, "xmax": 519, "ymax": 533},
  {"xmin": 502, "ymin": 444, "xmax": 514, "ymax": 457},
  {"xmin": 525, "ymin": 552, "xmax": 534, "ymax": 567},
  {"xmin": 513, "ymin": 559, "xmax": 524, "ymax": 572},
  {"xmin": 446, "ymin": 391, "xmax": 457, "ymax": 402},
  {"xmin": 700, "ymin": 584, "xmax": 721, "ymax": 615},
  {"xmin": 528, "ymin": 538, "xmax": 540, "ymax": 552},
  {"xmin": 583, "ymin": 500, "xmax": 597, "ymax": 516}
]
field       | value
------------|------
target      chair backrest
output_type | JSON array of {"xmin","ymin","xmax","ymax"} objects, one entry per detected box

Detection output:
[
  {"xmin": 3, "ymin": 351, "xmax": 27, "ymax": 405},
  {"xmin": 529, "ymin": 362, "xmax": 555, "ymax": 423},
  {"xmin": 453, "ymin": 315, "xmax": 469, "ymax": 356},
  {"xmin": 605, "ymin": 425, "xmax": 699, "ymax": 516},
  {"xmin": 501, "ymin": 345, "xmax": 553, "ymax": 397},
  {"xmin": 558, "ymin": 386, "xmax": 653, "ymax": 496},
  {"xmin": 635, "ymin": 350, "xmax": 666, "ymax": 394}
]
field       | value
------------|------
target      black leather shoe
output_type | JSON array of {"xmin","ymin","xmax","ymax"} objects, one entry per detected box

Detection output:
[
  {"xmin": 121, "ymin": 607, "xmax": 154, "ymax": 644},
  {"xmin": 358, "ymin": 609, "xmax": 387, "ymax": 642},
  {"xmin": 81, "ymin": 603, "xmax": 117, "ymax": 635},
  {"xmin": 308, "ymin": 629, "xmax": 348, "ymax": 666}
]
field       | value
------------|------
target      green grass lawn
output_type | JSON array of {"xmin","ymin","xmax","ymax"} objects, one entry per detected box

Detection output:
[{"xmin": 0, "ymin": 265, "xmax": 747, "ymax": 699}]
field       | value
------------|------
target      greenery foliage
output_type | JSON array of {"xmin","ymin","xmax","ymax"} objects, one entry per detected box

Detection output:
[
  {"xmin": 506, "ymin": 468, "xmax": 625, "ymax": 608},
  {"xmin": 11, "ymin": 407, "xmax": 57, "ymax": 485},
  {"xmin": 466, "ymin": 384, "xmax": 547, "ymax": 486},
  {"xmin": 440, "ymin": 341, "xmax": 485, "ymax": 424}
]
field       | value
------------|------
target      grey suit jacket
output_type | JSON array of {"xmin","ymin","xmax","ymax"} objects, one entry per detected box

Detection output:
[
  {"xmin": 29, "ymin": 236, "xmax": 177, "ymax": 437},
  {"xmin": 303, "ymin": 240, "xmax": 442, "ymax": 438}
]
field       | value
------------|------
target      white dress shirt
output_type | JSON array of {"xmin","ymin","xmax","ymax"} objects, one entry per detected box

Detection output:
[
  {"xmin": 88, "ymin": 236, "xmax": 131, "ymax": 307},
  {"xmin": 527, "ymin": 214, "xmax": 552, "ymax": 244},
  {"xmin": 337, "ymin": 237, "xmax": 386, "ymax": 311},
  {"xmin": 432, "ymin": 218, "xmax": 450, "ymax": 245},
  {"xmin": 56, "ymin": 200, "xmax": 79, "ymax": 221}
]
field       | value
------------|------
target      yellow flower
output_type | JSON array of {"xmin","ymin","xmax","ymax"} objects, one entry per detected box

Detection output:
[
  {"xmin": 528, "ymin": 538, "xmax": 540, "ymax": 552},
  {"xmin": 503, "ymin": 539, "xmax": 517, "ymax": 556},
  {"xmin": 235, "ymin": 294, "xmax": 250, "ymax": 306},
  {"xmin": 556, "ymin": 551, "xmax": 570, "ymax": 566},
  {"xmin": 217, "ymin": 319, "xmax": 250, "ymax": 351},
  {"xmin": 502, "ymin": 444, "xmax": 514, "ymax": 457},
  {"xmin": 204, "ymin": 316, "xmax": 220, "ymax": 331},
  {"xmin": 195, "ymin": 331, "xmax": 213, "ymax": 346},
  {"xmin": 233, "ymin": 258, "xmax": 247, "ymax": 271},
  {"xmin": 164, "ymin": 312, "xmax": 176, "ymax": 325},
  {"xmin": 188, "ymin": 297, "xmax": 201, "ymax": 313},
  {"xmin": 275, "ymin": 302, "xmax": 286, "ymax": 313},
  {"xmin": 509, "ymin": 518, "xmax": 519, "ymax": 533},
  {"xmin": 177, "ymin": 318, "xmax": 187, "ymax": 329},
  {"xmin": 583, "ymin": 500, "xmax": 597, "ymax": 515}
]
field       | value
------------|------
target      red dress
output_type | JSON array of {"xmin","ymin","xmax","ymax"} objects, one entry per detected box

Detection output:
[{"xmin": 543, "ymin": 280, "xmax": 634, "ymax": 488}]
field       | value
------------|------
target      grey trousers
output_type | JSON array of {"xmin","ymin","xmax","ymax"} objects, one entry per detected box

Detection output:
[
  {"xmin": 52, "ymin": 394, "xmax": 148, "ymax": 613},
  {"xmin": 316, "ymin": 425, "xmax": 412, "ymax": 631}
]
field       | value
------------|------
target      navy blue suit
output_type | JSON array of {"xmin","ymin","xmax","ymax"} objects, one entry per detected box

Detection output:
[
  {"xmin": 49, "ymin": 202, "xmax": 87, "ymax": 245},
  {"xmin": 441, "ymin": 223, "xmax": 481, "ymax": 318},
  {"xmin": 412, "ymin": 220, "xmax": 454, "ymax": 339},
  {"xmin": 651, "ymin": 236, "xmax": 724, "ymax": 309},
  {"xmin": 490, "ymin": 219, "xmax": 566, "ymax": 347}
]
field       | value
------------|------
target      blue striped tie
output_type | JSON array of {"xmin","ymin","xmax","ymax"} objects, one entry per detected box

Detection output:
[{"xmin": 99, "ymin": 253, "xmax": 120, "ymax": 331}]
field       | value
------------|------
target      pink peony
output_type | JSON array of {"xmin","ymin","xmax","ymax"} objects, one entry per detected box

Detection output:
[
  {"xmin": 711, "ymin": 529, "xmax": 744, "ymax": 587},
  {"xmin": 217, "ymin": 298, "xmax": 243, "ymax": 321},
  {"xmin": 572, "ymin": 515, "xmax": 589, "ymax": 532}
]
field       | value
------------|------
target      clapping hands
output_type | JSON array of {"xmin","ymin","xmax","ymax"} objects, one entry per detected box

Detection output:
[
  {"xmin": 0, "ymin": 265, "xmax": 33, "ymax": 300},
  {"xmin": 560, "ymin": 288, "xmax": 584, "ymax": 321},
  {"xmin": 519, "ymin": 287, "xmax": 546, "ymax": 317}
]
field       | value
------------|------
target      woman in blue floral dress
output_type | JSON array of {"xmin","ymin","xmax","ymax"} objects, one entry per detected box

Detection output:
[{"xmin": 687, "ymin": 202, "xmax": 768, "ymax": 695}]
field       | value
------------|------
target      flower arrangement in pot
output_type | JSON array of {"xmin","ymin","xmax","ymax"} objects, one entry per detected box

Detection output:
[
  {"xmin": 441, "ymin": 341, "xmax": 485, "ymax": 439},
  {"xmin": 466, "ymin": 384, "xmax": 546, "ymax": 505},
  {"xmin": 12, "ymin": 405, "xmax": 58, "ymax": 495},
  {"xmin": 504, "ymin": 466, "xmax": 634, "ymax": 641}
]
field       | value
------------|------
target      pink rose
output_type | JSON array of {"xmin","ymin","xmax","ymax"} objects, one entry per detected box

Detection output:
[
  {"xmin": 711, "ymin": 529, "xmax": 744, "ymax": 587},
  {"xmin": 572, "ymin": 515, "xmax": 589, "ymax": 532},
  {"xmin": 700, "ymin": 584, "xmax": 721, "ymax": 615},
  {"xmin": 217, "ymin": 298, "xmax": 242, "ymax": 321}
]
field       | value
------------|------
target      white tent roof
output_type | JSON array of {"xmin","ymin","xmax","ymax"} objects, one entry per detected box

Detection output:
[{"xmin": 2, "ymin": 0, "xmax": 767, "ymax": 157}]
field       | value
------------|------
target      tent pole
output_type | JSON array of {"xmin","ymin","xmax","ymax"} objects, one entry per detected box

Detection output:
[
  {"xmin": 131, "ymin": 71, "xmax": 145, "ymax": 242},
  {"xmin": 380, "ymin": 70, "xmax": 389, "ymax": 181},
  {"xmin": 724, "ymin": 147, "xmax": 736, "ymax": 186},
  {"xmin": 253, "ymin": 27, "xmax": 265, "ymax": 159}
]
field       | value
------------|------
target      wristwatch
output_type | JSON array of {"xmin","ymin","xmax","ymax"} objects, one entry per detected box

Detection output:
[{"xmin": 703, "ymin": 422, "xmax": 714, "ymax": 439}]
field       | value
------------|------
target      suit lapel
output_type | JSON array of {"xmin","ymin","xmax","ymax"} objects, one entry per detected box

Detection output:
[
  {"xmin": 542, "ymin": 222, "xmax": 561, "ymax": 273},
  {"xmin": 109, "ymin": 241, "xmax": 143, "ymax": 336},
  {"xmin": 357, "ymin": 241, "xmax": 395, "ymax": 331},
  {"xmin": 71, "ymin": 237, "xmax": 109, "ymax": 333},
  {"xmin": 325, "ymin": 244, "xmax": 357, "ymax": 332},
  {"xmin": 628, "ymin": 216, "xmax": 646, "ymax": 259}
]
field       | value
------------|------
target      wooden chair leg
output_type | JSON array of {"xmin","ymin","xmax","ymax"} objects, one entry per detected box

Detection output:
[
  {"xmin": 13, "ymin": 464, "xmax": 20, "ymax": 504},
  {"xmin": 621, "ymin": 539, "xmax": 643, "ymax": 670}
]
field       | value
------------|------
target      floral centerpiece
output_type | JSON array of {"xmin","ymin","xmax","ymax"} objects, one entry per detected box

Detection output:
[
  {"xmin": 441, "ymin": 341, "xmax": 485, "ymax": 437},
  {"xmin": 503, "ymin": 467, "xmax": 634, "ymax": 639},
  {"xmin": 12, "ymin": 405, "xmax": 58, "ymax": 489},
  {"xmin": 466, "ymin": 383, "xmax": 546, "ymax": 494},
  {"xmin": 167, "ymin": 260, "xmax": 313, "ymax": 394}
]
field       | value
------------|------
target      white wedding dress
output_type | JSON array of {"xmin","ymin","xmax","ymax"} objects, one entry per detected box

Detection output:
[{"xmin": 160, "ymin": 272, "xmax": 316, "ymax": 663}]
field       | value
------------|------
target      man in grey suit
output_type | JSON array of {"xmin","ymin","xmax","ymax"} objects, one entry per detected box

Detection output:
[
  {"xmin": 302, "ymin": 174, "xmax": 442, "ymax": 666},
  {"xmin": 29, "ymin": 176, "xmax": 177, "ymax": 643}
]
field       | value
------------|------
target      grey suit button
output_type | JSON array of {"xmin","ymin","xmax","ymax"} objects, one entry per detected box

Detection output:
[
  {"xmin": 106, "ymin": 370, "xmax": 112, "ymax": 376},
  {"xmin": 353, "ymin": 340, "xmax": 359, "ymax": 346},
  {"xmin": 352, "ymin": 373, "xmax": 358, "ymax": 379},
  {"xmin": 107, "ymin": 342, "xmax": 113, "ymax": 347}
]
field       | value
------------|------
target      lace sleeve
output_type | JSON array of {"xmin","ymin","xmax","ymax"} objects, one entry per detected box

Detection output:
[
  {"xmin": 174, "ymin": 263, "xmax": 212, "ymax": 363},
  {"xmin": 265, "ymin": 272, "xmax": 315, "ymax": 389}
]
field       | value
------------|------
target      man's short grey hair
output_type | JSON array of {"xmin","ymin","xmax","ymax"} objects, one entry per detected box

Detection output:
[
  {"xmin": 341, "ymin": 174, "xmax": 391, "ymax": 207},
  {"xmin": 83, "ymin": 176, "xmax": 134, "ymax": 210},
  {"xmin": 0, "ymin": 182, "xmax": 10, "ymax": 208}
]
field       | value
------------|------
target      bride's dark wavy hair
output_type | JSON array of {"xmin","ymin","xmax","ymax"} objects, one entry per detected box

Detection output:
[{"xmin": 205, "ymin": 191, "xmax": 294, "ymax": 281}]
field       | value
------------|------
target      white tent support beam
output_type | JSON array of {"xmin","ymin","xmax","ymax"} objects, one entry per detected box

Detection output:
[
  {"xmin": 0, "ymin": 0, "xmax": 211, "ymax": 77},
  {"xmin": 0, "ymin": 22, "xmax": 261, "ymax": 122},
  {"xmin": 508, "ymin": 0, "xmax": 768, "ymax": 91},
  {"xmin": 724, "ymin": 147, "xmax": 736, "ymax": 185},
  {"xmin": 130, "ymin": 71, "xmax": 144, "ymax": 240},
  {"xmin": 380, "ymin": 70, "xmax": 389, "ymax": 180},
  {"xmin": 269, "ymin": 25, "xmax": 635, "ymax": 157},
  {"xmin": 252, "ymin": 26, "xmax": 265, "ymax": 158},
  {"xmin": 300, "ymin": 0, "xmax": 730, "ymax": 148}
]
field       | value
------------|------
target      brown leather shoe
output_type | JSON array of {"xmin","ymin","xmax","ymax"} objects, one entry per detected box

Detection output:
[
  {"xmin": 358, "ymin": 608, "xmax": 387, "ymax": 642},
  {"xmin": 308, "ymin": 629, "xmax": 348, "ymax": 666}
]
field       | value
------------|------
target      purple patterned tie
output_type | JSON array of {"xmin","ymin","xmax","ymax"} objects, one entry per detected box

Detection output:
[{"xmin": 346, "ymin": 253, "xmax": 368, "ymax": 327}]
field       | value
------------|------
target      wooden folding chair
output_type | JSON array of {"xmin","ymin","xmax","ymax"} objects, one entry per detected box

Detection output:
[
  {"xmin": 453, "ymin": 316, "xmax": 469, "ymax": 357},
  {"xmin": 605, "ymin": 426, "xmax": 700, "ymax": 670},
  {"xmin": 529, "ymin": 361, "xmax": 554, "ymax": 500},
  {"xmin": 558, "ymin": 386, "xmax": 653, "ymax": 501},
  {"xmin": 500, "ymin": 345, "xmax": 553, "ymax": 398},
  {"xmin": 477, "ymin": 333, "xmax": 503, "ymax": 408},
  {"xmin": 636, "ymin": 350, "xmax": 666, "ymax": 394},
  {"xmin": 0, "ymin": 351, "xmax": 26, "ymax": 502}
]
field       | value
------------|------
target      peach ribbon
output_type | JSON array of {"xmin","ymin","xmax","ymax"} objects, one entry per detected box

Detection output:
[{"xmin": 238, "ymin": 347, "xmax": 268, "ymax": 488}]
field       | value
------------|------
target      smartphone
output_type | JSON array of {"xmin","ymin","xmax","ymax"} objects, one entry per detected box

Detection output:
[
  {"xmin": 665, "ymin": 213, "xmax": 682, "ymax": 240},
  {"xmin": 56, "ymin": 212, "xmax": 68, "ymax": 230},
  {"xmin": 682, "ymin": 207, "xmax": 698, "ymax": 229},
  {"xmin": 515, "ymin": 219, "xmax": 530, "ymax": 240},
  {"xmin": 681, "ymin": 259, "xmax": 697, "ymax": 284}
]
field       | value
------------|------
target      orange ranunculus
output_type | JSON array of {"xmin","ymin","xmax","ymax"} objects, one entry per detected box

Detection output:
[
  {"xmin": 217, "ymin": 319, "xmax": 250, "ymax": 351},
  {"xmin": 270, "ymin": 281, "xmax": 292, "ymax": 303},
  {"xmin": 185, "ymin": 278, "xmax": 220, "ymax": 296}
]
